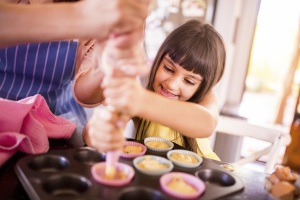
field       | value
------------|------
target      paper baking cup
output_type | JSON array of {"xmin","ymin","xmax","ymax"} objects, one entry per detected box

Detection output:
[
  {"xmin": 120, "ymin": 141, "xmax": 147, "ymax": 159},
  {"xmin": 160, "ymin": 172, "xmax": 205, "ymax": 199},
  {"xmin": 144, "ymin": 137, "xmax": 174, "ymax": 152},
  {"xmin": 91, "ymin": 162, "xmax": 135, "ymax": 186},
  {"xmin": 133, "ymin": 155, "xmax": 173, "ymax": 176},
  {"xmin": 167, "ymin": 149, "xmax": 203, "ymax": 168}
]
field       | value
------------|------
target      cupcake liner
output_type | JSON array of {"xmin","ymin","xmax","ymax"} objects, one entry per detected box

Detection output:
[
  {"xmin": 160, "ymin": 172, "xmax": 205, "ymax": 199},
  {"xmin": 133, "ymin": 155, "xmax": 174, "ymax": 176},
  {"xmin": 91, "ymin": 162, "xmax": 135, "ymax": 186},
  {"xmin": 167, "ymin": 149, "xmax": 203, "ymax": 168},
  {"xmin": 144, "ymin": 137, "xmax": 174, "ymax": 152},
  {"xmin": 120, "ymin": 141, "xmax": 147, "ymax": 159}
]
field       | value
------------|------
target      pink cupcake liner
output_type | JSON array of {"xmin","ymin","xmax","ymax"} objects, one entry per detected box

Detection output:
[
  {"xmin": 120, "ymin": 141, "xmax": 147, "ymax": 159},
  {"xmin": 91, "ymin": 162, "xmax": 135, "ymax": 186},
  {"xmin": 160, "ymin": 172, "xmax": 206, "ymax": 199}
]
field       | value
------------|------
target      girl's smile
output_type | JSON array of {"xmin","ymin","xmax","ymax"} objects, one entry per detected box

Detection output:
[{"xmin": 159, "ymin": 84, "xmax": 178, "ymax": 99}]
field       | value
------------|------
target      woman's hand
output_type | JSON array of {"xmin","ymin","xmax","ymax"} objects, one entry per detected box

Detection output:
[
  {"xmin": 0, "ymin": 0, "xmax": 149, "ymax": 47},
  {"xmin": 84, "ymin": 107, "xmax": 130, "ymax": 152},
  {"xmin": 80, "ymin": 0, "xmax": 150, "ymax": 40}
]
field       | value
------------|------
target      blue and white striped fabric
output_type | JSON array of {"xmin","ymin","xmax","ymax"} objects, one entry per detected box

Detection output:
[{"xmin": 0, "ymin": 41, "xmax": 87, "ymax": 127}]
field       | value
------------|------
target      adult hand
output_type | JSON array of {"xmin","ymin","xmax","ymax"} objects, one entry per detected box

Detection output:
[
  {"xmin": 81, "ymin": 0, "xmax": 150, "ymax": 40},
  {"xmin": 85, "ymin": 107, "xmax": 130, "ymax": 152}
]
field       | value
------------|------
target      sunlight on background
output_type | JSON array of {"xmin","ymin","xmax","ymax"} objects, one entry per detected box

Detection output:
[
  {"xmin": 240, "ymin": 0, "xmax": 300, "ymax": 166},
  {"xmin": 248, "ymin": 0, "xmax": 299, "ymax": 92},
  {"xmin": 242, "ymin": 0, "xmax": 300, "ymax": 126}
]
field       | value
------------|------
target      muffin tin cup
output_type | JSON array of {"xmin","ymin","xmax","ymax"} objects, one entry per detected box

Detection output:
[
  {"xmin": 74, "ymin": 147, "xmax": 106, "ymax": 165},
  {"xmin": 15, "ymin": 144, "xmax": 244, "ymax": 200},
  {"xmin": 43, "ymin": 173, "xmax": 92, "ymax": 197},
  {"xmin": 117, "ymin": 186, "xmax": 166, "ymax": 200},
  {"xmin": 195, "ymin": 168, "xmax": 236, "ymax": 187}
]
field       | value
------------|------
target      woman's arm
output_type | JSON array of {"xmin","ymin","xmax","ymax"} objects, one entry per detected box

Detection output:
[
  {"xmin": 74, "ymin": 55, "xmax": 106, "ymax": 106},
  {"xmin": 0, "ymin": 0, "xmax": 149, "ymax": 47}
]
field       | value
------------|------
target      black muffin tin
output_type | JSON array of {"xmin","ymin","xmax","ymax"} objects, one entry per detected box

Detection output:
[{"xmin": 15, "ymin": 145, "xmax": 244, "ymax": 200}]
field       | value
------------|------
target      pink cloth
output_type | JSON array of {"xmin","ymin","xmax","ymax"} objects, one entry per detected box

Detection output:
[{"xmin": 0, "ymin": 94, "xmax": 76, "ymax": 166}]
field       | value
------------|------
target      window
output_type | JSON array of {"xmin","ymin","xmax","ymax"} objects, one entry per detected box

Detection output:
[
  {"xmin": 145, "ymin": 0, "xmax": 217, "ymax": 63},
  {"xmin": 215, "ymin": 0, "xmax": 300, "ymax": 166},
  {"xmin": 240, "ymin": 0, "xmax": 300, "ymax": 127}
]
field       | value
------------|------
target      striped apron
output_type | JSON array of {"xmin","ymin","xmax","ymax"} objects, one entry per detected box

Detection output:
[{"xmin": 0, "ymin": 41, "xmax": 87, "ymax": 127}]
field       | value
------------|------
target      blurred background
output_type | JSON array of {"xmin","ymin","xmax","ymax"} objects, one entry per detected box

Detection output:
[{"xmin": 143, "ymin": 0, "xmax": 300, "ymax": 172}]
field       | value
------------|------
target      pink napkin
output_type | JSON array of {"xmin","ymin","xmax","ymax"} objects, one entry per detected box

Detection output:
[{"xmin": 0, "ymin": 94, "xmax": 76, "ymax": 166}]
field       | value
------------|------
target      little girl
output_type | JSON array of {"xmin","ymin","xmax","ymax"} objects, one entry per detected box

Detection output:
[{"xmin": 74, "ymin": 19, "xmax": 226, "ymax": 160}]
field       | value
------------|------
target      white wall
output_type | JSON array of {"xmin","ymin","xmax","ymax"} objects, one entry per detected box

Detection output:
[
  {"xmin": 211, "ymin": 0, "xmax": 261, "ymax": 160},
  {"xmin": 213, "ymin": 0, "xmax": 261, "ymax": 108}
]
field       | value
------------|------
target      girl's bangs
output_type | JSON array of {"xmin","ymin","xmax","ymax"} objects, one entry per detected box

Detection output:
[{"xmin": 166, "ymin": 42, "xmax": 209, "ymax": 77}]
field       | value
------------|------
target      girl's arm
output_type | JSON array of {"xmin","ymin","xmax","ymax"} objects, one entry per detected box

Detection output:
[
  {"xmin": 139, "ymin": 90, "xmax": 219, "ymax": 138},
  {"xmin": 103, "ymin": 76, "xmax": 219, "ymax": 139},
  {"xmin": 0, "ymin": 0, "xmax": 149, "ymax": 47}
]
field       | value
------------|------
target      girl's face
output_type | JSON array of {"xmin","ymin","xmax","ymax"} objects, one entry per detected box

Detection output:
[{"xmin": 153, "ymin": 55, "xmax": 202, "ymax": 101}]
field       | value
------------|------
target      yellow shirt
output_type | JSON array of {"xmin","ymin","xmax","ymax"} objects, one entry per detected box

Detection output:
[{"xmin": 136, "ymin": 120, "xmax": 220, "ymax": 161}]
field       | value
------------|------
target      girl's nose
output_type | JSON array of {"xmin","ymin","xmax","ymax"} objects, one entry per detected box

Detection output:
[{"xmin": 165, "ymin": 76, "xmax": 181, "ymax": 90}]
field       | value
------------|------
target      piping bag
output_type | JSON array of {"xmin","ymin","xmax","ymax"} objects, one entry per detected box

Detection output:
[
  {"xmin": 97, "ymin": 38, "xmax": 126, "ymax": 179},
  {"xmin": 105, "ymin": 148, "xmax": 121, "ymax": 179},
  {"xmin": 95, "ymin": 30, "xmax": 146, "ymax": 179}
]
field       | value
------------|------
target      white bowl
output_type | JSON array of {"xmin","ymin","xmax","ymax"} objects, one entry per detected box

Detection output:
[
  {"xmin": 133, "ymin": 155, "xmax": 173, "ymax": 176},
  {"xmin": 144, "ymin": 137, "xmax": 174, "ymax": 152},
  {"xmin": 167, "ymin": 149, "xmax": 203, "ymax": 168}
]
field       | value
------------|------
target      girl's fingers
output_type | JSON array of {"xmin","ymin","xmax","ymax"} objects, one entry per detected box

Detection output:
[{"xmin": 102, "ymin": 77, "xmax": 141, "ymax": 114}]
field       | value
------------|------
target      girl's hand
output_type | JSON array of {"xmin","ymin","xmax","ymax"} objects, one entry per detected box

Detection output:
[
  {"xmin": 102, "ymin": 76, "xmax": 146, "ymax": 117},
  {"xmin": 85, "ymin": 107, "xmax": 129, "ymax": 152}
]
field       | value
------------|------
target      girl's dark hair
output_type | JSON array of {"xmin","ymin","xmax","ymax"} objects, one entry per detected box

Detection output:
[
  {"xmin": 137, "ymin": 19, "xmax": 226, "ymax": 153},
  {"xmin": 146, "ymin": 19, "xmax": 226, "ymax": 103}
]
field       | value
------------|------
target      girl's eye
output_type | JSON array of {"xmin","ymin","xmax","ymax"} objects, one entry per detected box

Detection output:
[
  {"xmin": 164, "ymin": 65, "xmax": 174, "ymax": 73},
  {"xmin": 184, "ymin": 79, "xmax": 196, "ymax": 86}
]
